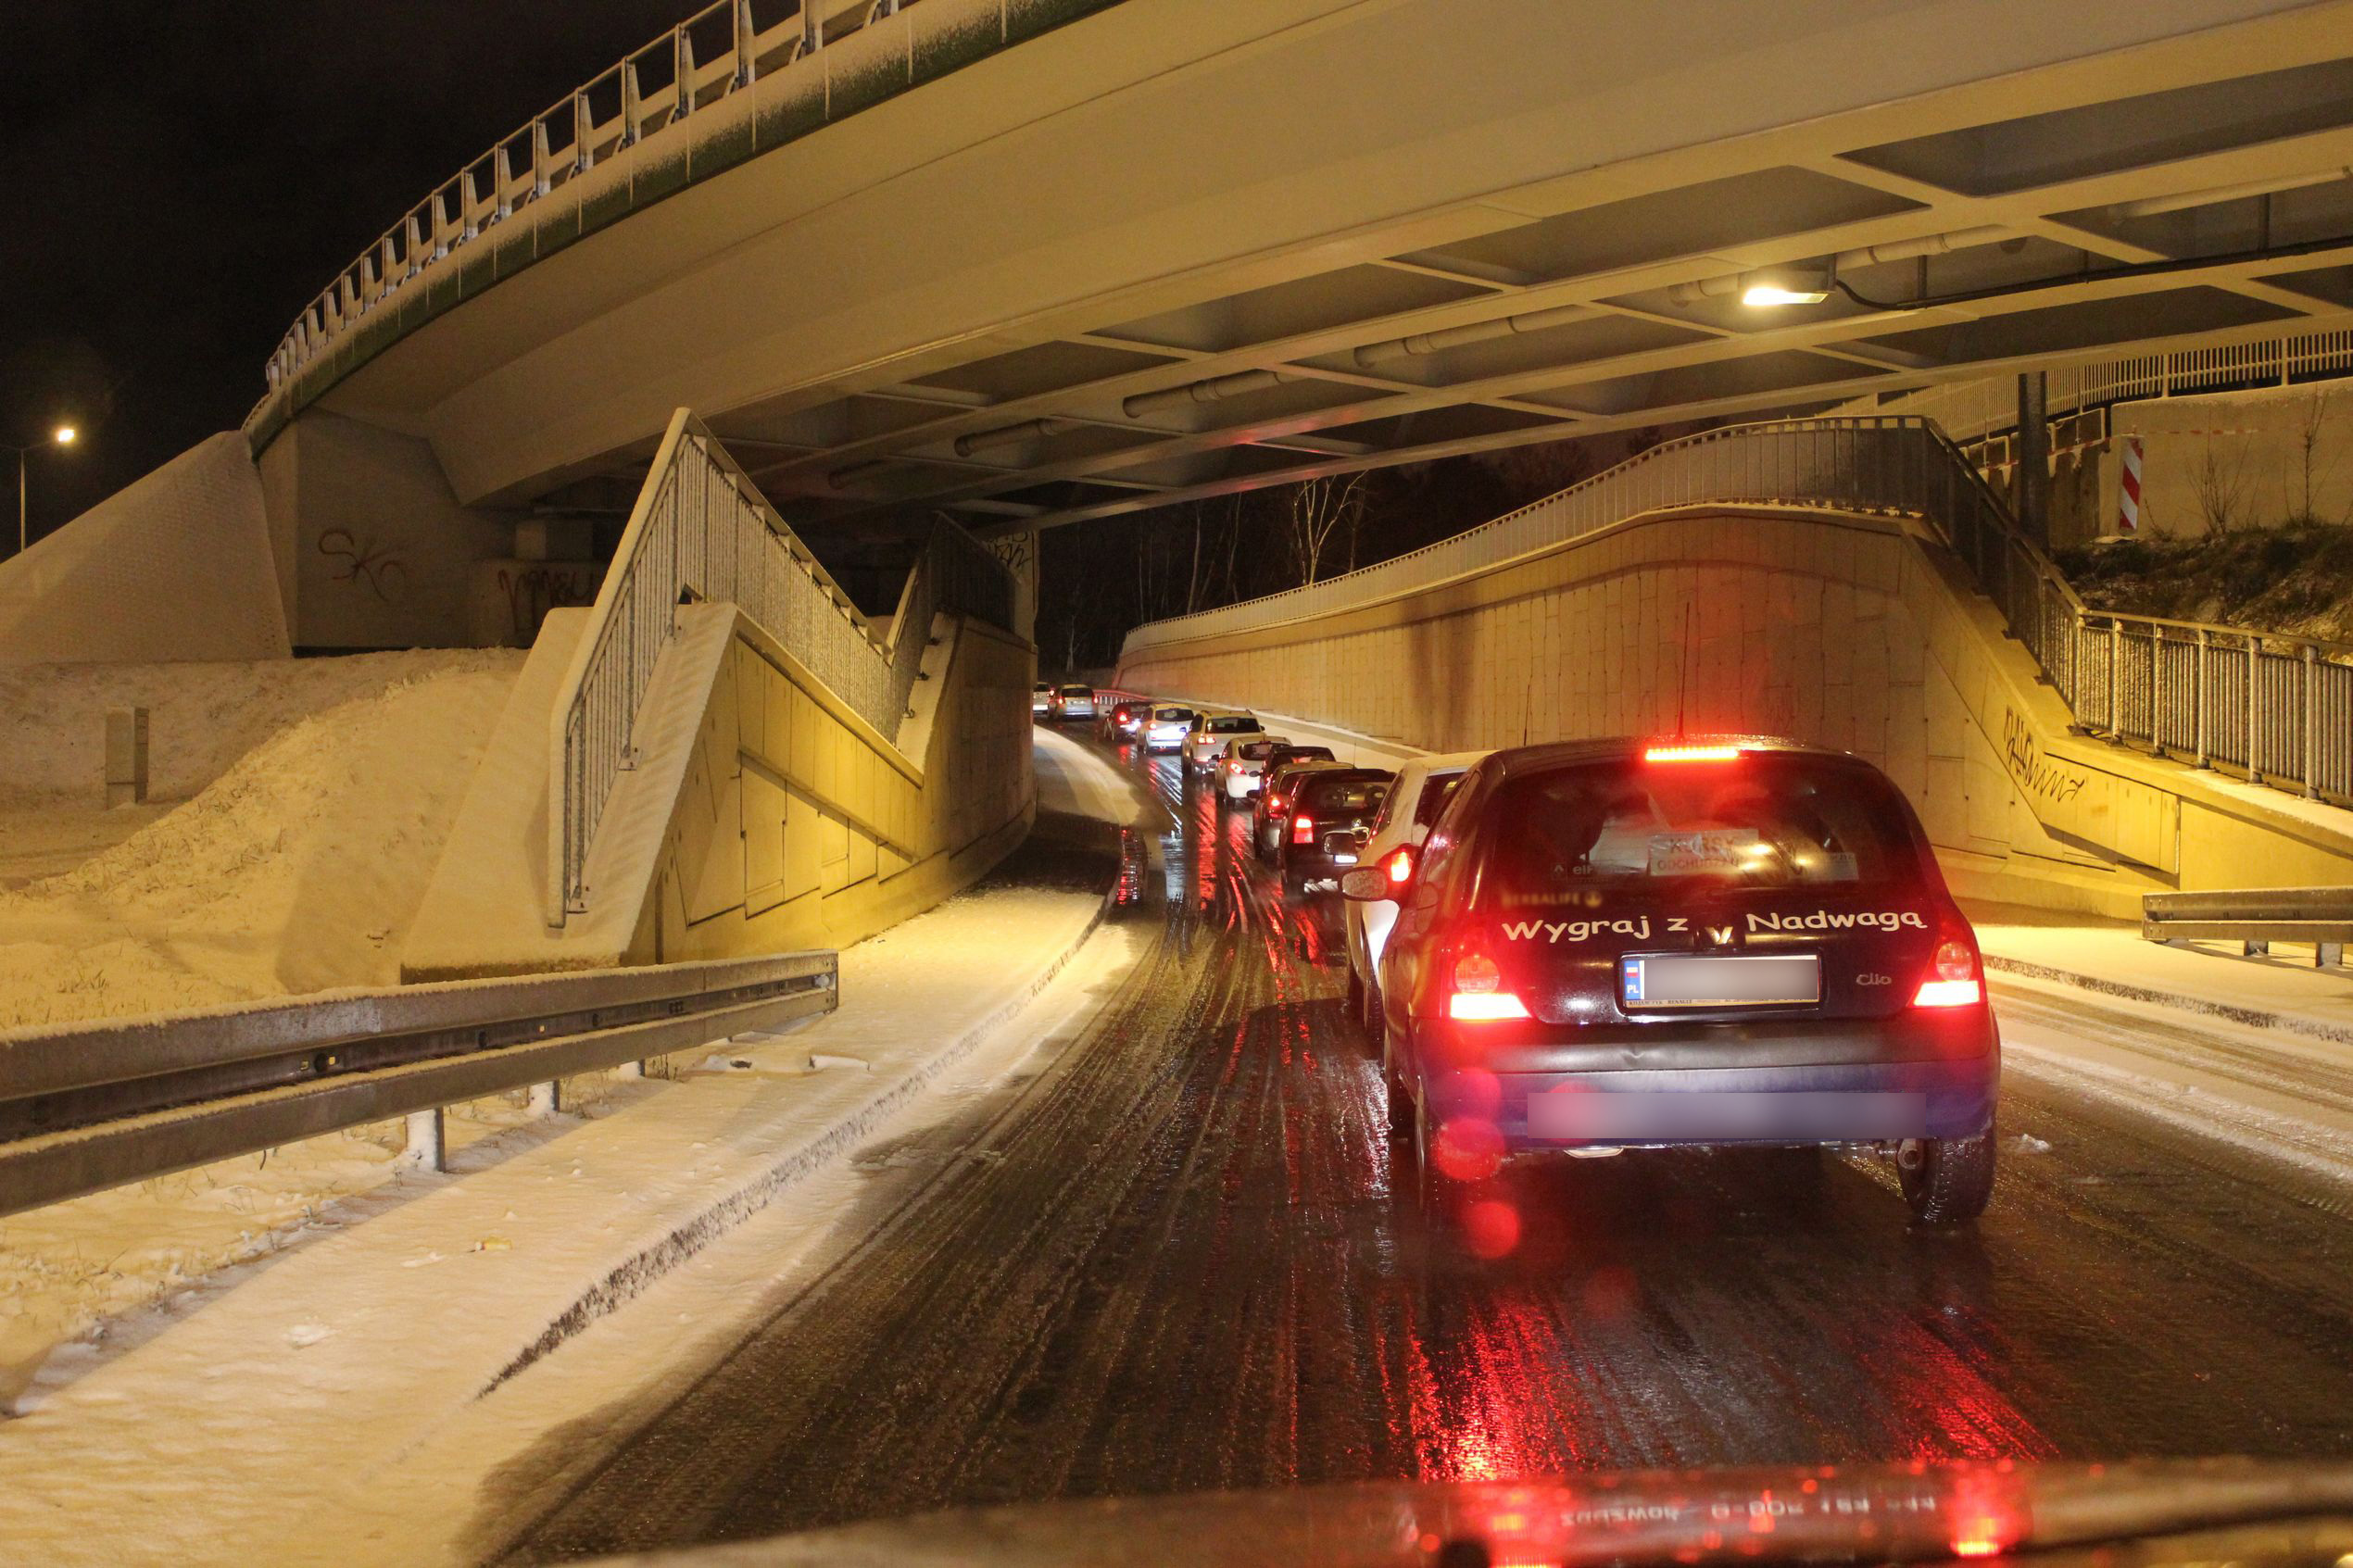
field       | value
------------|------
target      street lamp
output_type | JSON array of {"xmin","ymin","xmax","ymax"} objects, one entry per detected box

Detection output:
[{"xmin": 10, "ymin": 425, "xmax": 80, "ymax": 558}]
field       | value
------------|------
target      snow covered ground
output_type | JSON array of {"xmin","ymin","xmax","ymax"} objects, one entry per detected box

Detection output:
[
  {"xmin": 0, "ymin": 650, "xmax": 522, "ymax": 1026},
  {"xmin": 0, "ymin": 729, "xmax": 1159, "ymax": 1566}
]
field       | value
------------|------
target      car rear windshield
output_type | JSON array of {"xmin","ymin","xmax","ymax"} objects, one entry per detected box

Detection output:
[
  {"xmin": 1414, "ymin": 771, "xmax": 1466, "ymax": 830},
  {"xmin": 1154, "ymin": 708, "xmax": 1195, "ymax": 721},
  {"xmin": 1300, "ymin": 775, "xmax": 1390, "ymax": 815},
  {"xmin": 1060, "ymin": 685, "xmax": 1092, "ymax": 697},
  {"xmin": 1208, "ymin": 716, "xmax": 1258, "ymax": 734},
  {"xmin": 1237, "ymin": 740, "xmax": 1280, "ymax": 760},
  {"xmin": 1481, "ymin": 753, "xmax": 1920, "ymax": 906},
  {"xmin": 1274, "ymin": 746, "xmax": 1335, "ymax": 764}
]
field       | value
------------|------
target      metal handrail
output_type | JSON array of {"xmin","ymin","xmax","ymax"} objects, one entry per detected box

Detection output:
[
  {"xmin": 0, "ymin": 951, "xmax": 837, "ymax": 1217},
  {"xmin": 244, "ymin": 0, "xmax": 1079, "ymax": 440},
  {"xmin": 547, "ymin": 408, "xmax": 1013, "ymax": 924},
  {"xmin": 1120, "ymin": 415, "xmax": 2353, "ymax": 809}
]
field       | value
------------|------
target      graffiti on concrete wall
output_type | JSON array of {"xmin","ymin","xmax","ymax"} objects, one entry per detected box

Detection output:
[
  {"xmin": 318, "ymin": 529, "xmax": 409, "ymax": 603},
  {"xmin": 495, "ymin": 564, "xmax": 603, "ymax": 642},
  {"xmin": 2001, "ymin": 706, "xmax": 2087, "ymax": 804}
]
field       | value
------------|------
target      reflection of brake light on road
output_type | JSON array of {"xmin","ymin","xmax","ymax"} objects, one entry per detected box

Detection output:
[
  {"xmin": 1448, "ymin": 950, "xmax": 1529, "ymax": 1020},
  {"xmin": 1644, "ymin": 743, "xmax": 1743, "ymax": 763}
]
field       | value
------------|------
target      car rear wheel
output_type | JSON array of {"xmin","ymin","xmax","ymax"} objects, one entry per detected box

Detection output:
[
  {"xmin": 1360, "ymin": 972, "xmax": 1384, "ymax": 1038},
  {"xmin": 1345, "ymin": 965, "xmax": 1365, "ymax": 1022},
  {"xmin": 1897, "ymin": 1127, "xmax": 1995, "ymax": 1224},
  {"xmin": 1280, "ymin": 868, "xmax": 1306, "ymax": 899},
  {"xmin": 1382, "ymin": 1038, "xmax": 1416, "ymax": 1140}
]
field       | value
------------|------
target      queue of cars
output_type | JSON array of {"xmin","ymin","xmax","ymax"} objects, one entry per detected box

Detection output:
[{"xmin": 1072, "ymin": 686, "xmax": 2000, "ymax": 1226}]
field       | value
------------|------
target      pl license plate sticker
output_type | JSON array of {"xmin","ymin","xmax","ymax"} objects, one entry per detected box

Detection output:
[
  {"xmin": 1625, "ymin": 954, "xmax": 1821, "ymax": 1007},
  {"xmin": 1646, "ymin": 828, "xmax": 1768, "ymax": 876}
]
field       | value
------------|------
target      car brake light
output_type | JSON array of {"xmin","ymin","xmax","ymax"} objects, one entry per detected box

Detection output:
[
  {"xmin": 1911, "ymin": 930, "xmax": 1984, "ymax": 1009},
  {"xmin": 1291, "ymin": 815, "xmax": 1315, "ymax": 845},
  {"xmin": 1447, "ymin": 950, "xmax": 1529, "ymax": 1021},
  {"xmin": 1385, "ymin": 846, "xmax": 1415, "ymax": 884},
  {"xmin": 1644, "ymin": 743, "xmax": 1743, "ymax": 763},
  {"xmin": 1266, "ymin": 795, "xmax": 1283, "ymax": 813}
]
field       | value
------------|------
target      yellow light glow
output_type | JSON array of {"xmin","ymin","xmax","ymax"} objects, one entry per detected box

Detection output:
[
  {"xmin": 52, "ymin": 426, "xmax": 77, "ymax": 446},
  {"xmin": 1740, "ymin": 283, "xmax": 1830, "ymax": 307}
]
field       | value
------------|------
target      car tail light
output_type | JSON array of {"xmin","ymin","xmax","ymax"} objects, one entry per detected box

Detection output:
[
  {"xmin": 1447, "ymin": 949, "xmax": 1529, "ymax": 1022},
  {"xmin": 1265, "ymin": 795, "xmax": 1283, "ymax": 813},
  {"xmin": 1291, "ymin": 815, "xmax": 1315, "ymax": 845},
  {"xmin": 1644, "ymin": 743, "xmax": 1743, "ymax": 763},
  {"xmin": 1912, "ymin": 922, "xmax": 1984, "ymax": 1009},
  {"xmin": 1385, "ymin": 845, "xmax": 1416, "ymax": 885}
]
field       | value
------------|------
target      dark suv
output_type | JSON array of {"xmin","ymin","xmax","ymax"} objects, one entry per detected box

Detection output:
[
  {"xmin": 1351, "ymin": 736, "xmax": 1998, "ymax": 1226},
  {"xmin": 1277, "ymin": 768, "xmax": 1393, "ymax": 897}
]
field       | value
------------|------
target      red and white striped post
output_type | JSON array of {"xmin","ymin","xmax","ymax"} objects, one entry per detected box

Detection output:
[{"xmin": 2116, "ymin": 434, "xmax": 2144, "ymax": 534}]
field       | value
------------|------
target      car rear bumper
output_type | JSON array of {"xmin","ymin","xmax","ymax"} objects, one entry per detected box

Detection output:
[{"xmin": 1417, "ymin": 1013, "xmax": 1997, "ymax": 1145}]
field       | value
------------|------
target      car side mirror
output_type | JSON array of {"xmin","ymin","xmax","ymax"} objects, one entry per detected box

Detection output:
[{"xmin": 1339, "ymin": 867, "xmax": 1390, "ymax": 900}]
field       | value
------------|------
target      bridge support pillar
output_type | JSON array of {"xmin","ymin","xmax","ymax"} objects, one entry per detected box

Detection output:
[{"xmin": 2016, "ymin": 371, "xmax": 2050, "ymax": 546}]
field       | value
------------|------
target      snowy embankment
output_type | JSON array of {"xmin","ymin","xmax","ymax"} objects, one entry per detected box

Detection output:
[
  {"xmin": 0, "ymin": 650, "xmax": 523, "ymax": 1023},
  {"xmin": 0, "ymin": 651, "xmax": 523, "ymax": 1399},
  {"xmin": 0, "ymin": 729, "xmax": 1154, "ymax": 1566}
]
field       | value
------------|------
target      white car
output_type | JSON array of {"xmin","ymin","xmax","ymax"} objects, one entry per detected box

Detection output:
[
  {"xmin": 1031, "ymin": 683, "xmax": 1054, "ymax": 716},
  {"xmin": 1143, "ymin": 705, "xmax": 1198, "ymax": 751},
  {"xmin": 1183, "ymin": 712, "xmax": 1263, "ymax": 773},
  {"xmin": 1052, "ymin": 684, "xmax": 1097, "ymax": 721},
  {"xmin": 1214, "ymin": 734, "xmax": 1291, "ymax": 802},
  {"xmin": 1340, "ymin": 749, "xmax": 1490, "ymax": 1034}
]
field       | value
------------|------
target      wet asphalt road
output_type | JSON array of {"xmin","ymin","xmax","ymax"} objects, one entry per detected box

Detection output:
[{"xmin": 494, "ymin": 734, "xmax": 2353, "ymax": 1562}]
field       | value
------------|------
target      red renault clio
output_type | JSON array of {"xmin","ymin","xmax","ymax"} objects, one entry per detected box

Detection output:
[{"xmin": 1349, "ymin": 735, "xmax": 1999, "ymax": 1225}]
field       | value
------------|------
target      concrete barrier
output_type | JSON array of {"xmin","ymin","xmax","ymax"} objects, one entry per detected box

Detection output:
[{"xmin": 1117, "ymin": 505, "xmax": 2353, "ymax": 917}]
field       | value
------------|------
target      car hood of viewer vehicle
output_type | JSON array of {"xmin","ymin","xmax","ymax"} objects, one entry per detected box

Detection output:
[{"xmin": 616, "ymin": 1461, "xmax": 2353, "ymax": 1568}]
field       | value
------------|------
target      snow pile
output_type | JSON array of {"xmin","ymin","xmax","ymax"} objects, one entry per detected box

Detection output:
[
  {"xmin": 0, "ymin": 648, "xmax": 518, "ymax": 808},
  {"xmin": 0, "ymin": 652, "xmax": 522, "ymax": 1027}
]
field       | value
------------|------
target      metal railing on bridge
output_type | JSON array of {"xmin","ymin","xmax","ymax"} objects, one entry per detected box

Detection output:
[
  {"xmin": 243, "ymin": 0, "xmax": 1121, "ymax": 445},
  {"xmin": 548, "ymin": 408, "xmax": 1013, "ymax": 924},
  {"xmin": 1122, "ymin": 416, "xmax": 2353, "ymax": 810}
]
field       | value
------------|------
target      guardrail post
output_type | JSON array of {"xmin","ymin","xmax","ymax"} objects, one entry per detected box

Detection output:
[
  {"xmin": 2303, "ymin": 643, "xmax": 2320, "ymax": 798},
  {"xmin": 734, "ymin": 0, "xmax": 757, "ymax": 85},
  {"xmin": 2118, "ymin": 621, "xmax": 2136, "ymax": 738},
  {"xmin": 2194, "ymin": 629, "xmax": 2209, "ymax": 766},
  {"xmin": 532, "ymin": 120, "xmax": 552, "ymax": 197},
  {"xmin": 402, "ymin": 213, "xmax": 423, "ymax": 280},
  {"xmin": 573, "ymin": 92, "xmax": 595, "ymax": 175},
  {"xmin": 529, "ymin": 1081, "xmax": 562, "ymax": 1117},
  {"xmin": 673, "ymin": 26, "xmax": 696, "ymax": 119},
  {"xmin": 2248, "ymin": 634, "xmax": 2262, "ymax": 781},
  {"xmin": 402, "ymin": 1109, "xmax": 447, "ymax": 1173},
  {"xmin": 2150, "ymin": 626, "xmax": 2164, "ymax": 753},
  {"xmin": 620, "ymin": 60, "xmax": 642, "ymax": 146},
  {"xmin": 459, "ymin": 169, "xmax": 479, "ymax": 241},
  {"xmin": 492, "ymin": 145, "xmax": 513, "ymax": 221}
]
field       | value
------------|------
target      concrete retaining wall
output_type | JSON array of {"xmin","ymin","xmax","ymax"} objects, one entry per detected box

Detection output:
[
  {"xmin": 1117, "ymin": 506, "xmax": 2353, "ymax": 916},
  {"xmin": 0, "ymin": 433, "xmax": 289, "ymax": 667},
  {"xmin": 403, "ymin": 601, "xmax": 1032, "ymax": 979}
]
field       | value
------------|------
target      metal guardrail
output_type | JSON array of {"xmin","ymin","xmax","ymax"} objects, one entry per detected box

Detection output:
[
  {"xmin": 1120, "ymin": 415, "xmax": 2353, "ymax": 809},
  {"xmin": 242, "ymin": 0, "xmax": 1124, "ymax": 446},
  {"xmin": 2145, "ymin": 887, "xmax": 2353, "ymax": 966},
  {"xmin": 1831, "ymin": 326, "xmax": 2353, "ymax": 448},
  {"xmin": 548, "ymin": 408, "xmax": 1013, "ymax": 923},
  {"xmin": 0, "ymin": 952, "xmax": 836, "ymax": 1217}
]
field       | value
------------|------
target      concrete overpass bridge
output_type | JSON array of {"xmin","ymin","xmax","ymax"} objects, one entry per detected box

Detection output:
[{"xmin": 238, "ymin": 0, "xmax": 2353, "ymax": 602}]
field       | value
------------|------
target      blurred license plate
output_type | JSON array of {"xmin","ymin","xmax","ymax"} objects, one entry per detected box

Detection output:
[{"xmin": 1622, "ymin": 954, "xmax": 1818, "ymax": 1008}]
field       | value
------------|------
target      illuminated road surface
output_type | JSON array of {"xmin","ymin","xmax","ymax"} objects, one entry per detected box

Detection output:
[{"xmin": 497, "ymin": 734, "xmax": 2353, "ymax": 1561}]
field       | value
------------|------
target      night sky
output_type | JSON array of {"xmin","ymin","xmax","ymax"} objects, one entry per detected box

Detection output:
[{"xmin": 2, "ymin": 0, "xmax": 689, "ymax": 551}]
